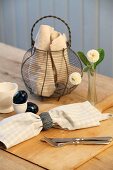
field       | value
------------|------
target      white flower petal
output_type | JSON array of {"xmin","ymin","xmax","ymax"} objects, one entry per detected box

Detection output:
[
  {"xmin": 87, "ymin": 49, "xmax": 99, "ymax": 63},
  {"xmin": 69, "ymin": 72, "xmax": 82, "ymax": 85}
]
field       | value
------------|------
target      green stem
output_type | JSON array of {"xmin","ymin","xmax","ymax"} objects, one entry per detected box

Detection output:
[{"xmin": 87, "ymin": 69, "xmax": 97, "ymax": 105}]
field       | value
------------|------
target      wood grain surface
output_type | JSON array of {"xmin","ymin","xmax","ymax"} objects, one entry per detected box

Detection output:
[{"xmin": 1, "ymin": 43, "xmax": 113, "ymax": 170}]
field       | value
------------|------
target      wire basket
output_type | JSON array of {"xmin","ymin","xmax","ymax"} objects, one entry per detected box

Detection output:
[{"xmin": 21, "ymin": 15, "xmax": 83, "ymax": 99}]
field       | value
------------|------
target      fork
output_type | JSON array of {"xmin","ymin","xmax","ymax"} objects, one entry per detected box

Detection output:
[{"xmin": 41, "ymin": 137, "xmax": 111, "ymax": 147}]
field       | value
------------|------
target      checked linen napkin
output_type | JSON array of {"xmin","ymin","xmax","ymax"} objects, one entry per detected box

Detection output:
[
  {"xmin": 29, "ymin": 25, "xmax": 69, "ymax": 97},
  {"xmin": 0, "ymin": 101, "xmax": 111, "ymax": 149}
]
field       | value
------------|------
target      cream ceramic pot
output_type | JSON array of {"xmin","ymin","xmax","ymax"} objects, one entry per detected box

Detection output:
[
  {"xmin": 0, "ymin": 82, "xmax": 18, "ymax": 113},
  {"xmin": 13, "ymin": 102, "xmax": 27, "ymax": 114}
]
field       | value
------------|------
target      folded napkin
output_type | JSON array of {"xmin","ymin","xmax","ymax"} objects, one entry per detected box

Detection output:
[
  {"xmin": 29, "ymin": 25, "xmax": 68, "ymax": 97},
  {"xmin": 0, "ymin": 101, "xmax": 111, "ymax": 149},
  {"xmin": 49, "ymin": 101, "xmax": 111, "ymax": 130},
  {"xmin": 50, "ymin": 33, "xmax": 69, "ymax": 84},
  {"xmin": 0, "ymin": 113, "xmax": 43, "ymax": 149},
  {"xmin": 29, "ymin": 25, "xmax": 55, "ymax": 96},
  {"xmin": 34, "ymin": 25, "xmax": 54, "ymax": 50}
]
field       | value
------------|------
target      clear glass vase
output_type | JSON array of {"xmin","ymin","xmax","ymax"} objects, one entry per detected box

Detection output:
[{"xmin": 87, "ymin": 69, "xmax": 97, "ymax": 105}]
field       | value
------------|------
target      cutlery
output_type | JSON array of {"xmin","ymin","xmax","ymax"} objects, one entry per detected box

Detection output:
[
  {"xmin": 41, "ymin": 137, "xmax": 112, "ymax": 147},
  {"xmin": 42, "ymin": 136, "xmax": 113, "ymax": 143}
]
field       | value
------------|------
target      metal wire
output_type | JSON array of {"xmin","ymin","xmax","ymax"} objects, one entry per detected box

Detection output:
[
  {"xmin": 31, "ymin": 15, "xmax": 71, "ymax": 48},
  {"xmin": 21, "ymin": 16, "xmax": 83, "ymax": 99}
]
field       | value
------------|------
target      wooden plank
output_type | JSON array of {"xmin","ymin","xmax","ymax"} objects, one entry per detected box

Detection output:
[
  {"xmin": 99, "ymin": 0, "xmax": 113, "ymax": 77},
  {"xmin": 53, "ymin": 0, "xmax": 68, "ymax": 35},
  {"xmin": 1, "ymin": 0, "xmax": 16, "ymax": 47},
  {"xmin": 27, "ymin": 0, "xmax": 41, "ymax": 46},
  {"xmin": 0, "ymin": 43, "xmax": 25, "ymax": 62},
  {"xmin": 2, "ymin": 94, "xmax": 113, "ymax": 170},
  {"xmin": 68, "ymin": 0, "xmax": 83, "ymax": 51},
  {"xmin": 27, "ymin": 0, "xmax": 40, "ymax": 27},
  {"xmin": 0, "ymin": 1, "xmax": 113, "ymax": 78},
  {"xmin": 1, "ymin": 43, "xmax": 113, "ymax": 170},
  {"xmin": 1, "ymin": 43, "xmax": 113, "ymax": 100},
  {"xmin": 0, "ymin": 1, "xmax": 5, "ymax": 42},
  {"xmin": 40, "ymin": 0, "xmax": 54, "ymax": 24},
  {"xmin": 84, "ymin": 0, "xmax": 99, "ymax": 51},
  {"xmin": 0, "ymin": 150, "xmax": 44, "ymax": 170},
  {"xmin": 14, "ymin": 0, "xmax": 30, "ymax": 49},
  {"xmin": 76, "ymin": 144, "xmax": 113, "ymax": 170},
  {"xmin": 6, "ymin": 118, "xmax": 113, "ymax": 170}
]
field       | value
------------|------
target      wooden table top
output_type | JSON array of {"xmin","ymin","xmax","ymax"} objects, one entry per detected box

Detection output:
[{"xmin": 1, "ymin": 43, "xmax": 113, "ymax": 170}]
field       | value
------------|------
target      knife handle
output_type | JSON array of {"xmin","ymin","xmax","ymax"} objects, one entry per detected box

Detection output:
[
  {"xmin": 73, "ymin": 140, "xmax": 111, "ymax": 145},
  {"xmin": 58, "ymin": 140, "xmax": 111, "ymax": 146},
  {"xmin": 95, "ymin": 94, "xmax": 113, "ymax": 113}
]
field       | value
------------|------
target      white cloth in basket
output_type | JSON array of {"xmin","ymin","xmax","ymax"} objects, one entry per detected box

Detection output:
[
  {"xmin": 50, "ymin": 33, "xmax": 69, "ymax": 84},
  {"xmin": 0, "ymin": 101, "xmax": 111, "ymax": 149},
  {"xmin": 29, "ymin": 25, "xmax": 68, "ymax": 97},
  {"xmin": 29, "ymin": 25, "xmax": 55, "ymax": 96}
]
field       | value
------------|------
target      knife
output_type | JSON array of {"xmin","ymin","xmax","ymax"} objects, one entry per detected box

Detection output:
[
  {"xmin": 41, "ymin": 137, "xmax": 112, "ymax": 147},
  {"xmin": 45, "ymin": 136, "xmax": 113, "ymax": 143}
]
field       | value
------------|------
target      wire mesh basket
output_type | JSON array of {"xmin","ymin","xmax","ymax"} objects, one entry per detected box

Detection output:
[{"xmin": 21, "ymin": 15, "xmax": 83, "ymax": 99}]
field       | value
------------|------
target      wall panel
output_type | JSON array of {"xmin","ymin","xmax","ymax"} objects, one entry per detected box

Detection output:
[{"xmin": 0, "ymin": 0, "xmax": 113, "ymax": 76}]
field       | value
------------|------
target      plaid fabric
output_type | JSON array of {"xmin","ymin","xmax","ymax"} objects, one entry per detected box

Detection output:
[
  {"xmin": 0, "ymin": 113, "xmax": 43, "ymax": 149},
  {"xmin": 0, "ymin": 101, "xmax": 111, "ymax": 149},
  {"xmin": 49, "ymin": 101, "xmax": 111, "ymax": 130}
]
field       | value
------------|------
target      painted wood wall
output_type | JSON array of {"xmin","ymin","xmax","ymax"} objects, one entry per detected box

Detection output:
[{"xmin": 0, "ymin": 0, "xmax": 113, "ymax": 77}]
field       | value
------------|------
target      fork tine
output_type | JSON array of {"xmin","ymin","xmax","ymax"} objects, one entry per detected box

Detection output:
[
  {"xmin": 41, "ymin": 137, "xmax": 76, "ymax": 147},
  {"xmin": 42, "ymin": 137, "xmax": 59, "ymax": 147}
]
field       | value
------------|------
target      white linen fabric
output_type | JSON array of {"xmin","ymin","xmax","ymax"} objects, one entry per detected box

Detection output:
[
  {"xmin": 29, "ymin": 25, "xmax": 68, "ymax": 97},
  {"xmin": 0, "ymin": 112, "xmax": 43, "ymax": 149},
  {"xmin": 29, "ymin": 25, "xmax": 55, "ymax": 96},
  {"xmin": 50, "ymin": 33, "xmax": 69, "ymax": 84},
  {"xmin": 0, "ymin": 101, "xmax": 111, "ymax": 149},
  {"xmin": 34, "ymin": 25, "xmax": 54, "ymax": 50},
  {"xmin": 49, "ymin": 101, "xmax": 111, "ymax": 130}
]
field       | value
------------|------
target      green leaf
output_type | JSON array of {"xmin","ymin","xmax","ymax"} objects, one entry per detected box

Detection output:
[
  {"xmin": 90, "ymin": 67, "xmax": 95, "ymax": 76},
  {"xmin": 77, "ymin": 51, "xmax": 91, "ymax": 66},
  {"xmin": 94, "ymin": 48, "xmax": 105, "ymax": 69},
  {"xmin": 83, "ymin": 66, "xmax": 89, "ymax": 72}
]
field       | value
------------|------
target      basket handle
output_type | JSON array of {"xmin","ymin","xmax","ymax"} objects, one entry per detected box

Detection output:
[{"xmin": 31, "ymin": 15, "xmax": 71, "ymax": 48}]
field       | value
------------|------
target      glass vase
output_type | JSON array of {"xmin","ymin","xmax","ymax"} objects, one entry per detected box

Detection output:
[{"xmin": 87, "ymin": 69, "xmax": 97, "ymax": 105}]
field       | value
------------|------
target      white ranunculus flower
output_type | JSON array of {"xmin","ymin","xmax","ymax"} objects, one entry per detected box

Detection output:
[
  {"xmin": 69, "ymin": 72, "xmax": 82, "ymax": 85},
  {"xmin": 87, "ymin": 49, "xmax": 99, "ymax": 63}
]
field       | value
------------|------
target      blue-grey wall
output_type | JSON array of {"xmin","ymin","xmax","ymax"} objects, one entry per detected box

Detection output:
[{"xmin": 0, "ymin": 0, "xmax": 113, "ymax": 77}]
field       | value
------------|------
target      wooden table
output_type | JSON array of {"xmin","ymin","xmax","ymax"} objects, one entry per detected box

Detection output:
[{"xmin": 1, "ymin": 43, "xmax": 113, "ymax": 170}]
